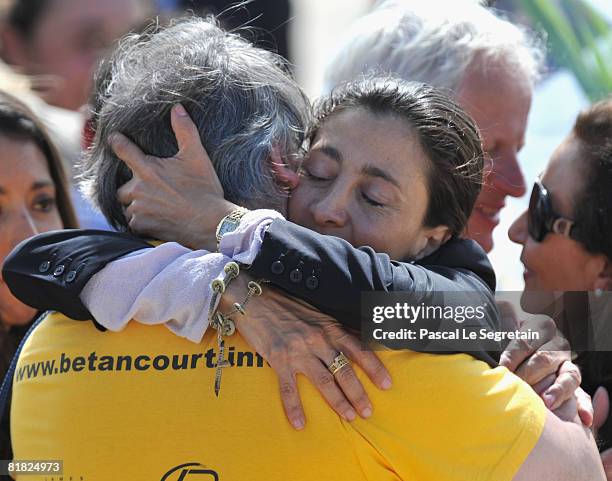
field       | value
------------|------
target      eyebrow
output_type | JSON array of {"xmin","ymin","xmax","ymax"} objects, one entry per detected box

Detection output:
[
  {"xmin": 0, "ymin": 181, "xmax": 55, "ymax": 195},
  {"xmin": 314, "ymin": 143, "xmax": 401, "ymax": 189},
  {"xmin": 361, "ymin": 165, "xmax": 401, "ymax": 189},
  {"xmin": 316, "ymin": 144, "xmax": 343, "ymax": 163}
]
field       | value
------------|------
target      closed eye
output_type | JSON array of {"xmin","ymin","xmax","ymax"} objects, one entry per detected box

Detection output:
[
  {"xmin": 361, "ymin": 191, "xmax": 385, "ymax": 208},
  {"xmin": 302, "ymin": 169, "xmax": 330, "ymax": 182}
]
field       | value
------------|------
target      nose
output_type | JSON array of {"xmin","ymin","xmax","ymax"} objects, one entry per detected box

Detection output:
[
  {"xmin": 9, "ymin": 208, "xmax": 40, "ymax": 251},
  {"xmin": 310, "ymin": 188, "xmax": 349, "ymax": 228},
  {"xmin": 489, "ymin": 148, "xmax": 527, "ymax": 199},
  {"xmin": 508, "ymin": 210, "xmax": 528, "ymax": 245}
]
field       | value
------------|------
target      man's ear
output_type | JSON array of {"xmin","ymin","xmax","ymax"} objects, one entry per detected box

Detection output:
[
  {"xmin": 269, "ymin": 145, "xmax": 300, "ymax": 190},
  {"xmin": 594, "ymin": 259, "xmax": 612, "ymax": 292},
  {"xmin": 414, "ymin": 225, "xmax": 452, "ymax": 260}
]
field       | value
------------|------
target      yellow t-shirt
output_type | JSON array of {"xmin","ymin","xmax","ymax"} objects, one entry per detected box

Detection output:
[{"xmin": 11, "ymin": 312, "xmax": 545, "ymax": 481}]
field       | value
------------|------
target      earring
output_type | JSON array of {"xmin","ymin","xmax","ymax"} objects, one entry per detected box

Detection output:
[{"xmin": 595, "ymin": 288, "xmax": 604, "ymax": 298}]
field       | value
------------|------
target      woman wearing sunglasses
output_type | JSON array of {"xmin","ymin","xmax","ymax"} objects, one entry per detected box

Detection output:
[{"xmin": 509, "ymin": 98, "xmax": 612, "ymax": 458}]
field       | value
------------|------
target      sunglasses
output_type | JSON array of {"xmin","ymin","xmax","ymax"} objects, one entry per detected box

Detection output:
[{"xmin": 527, "ymin": 180, "xmax": 579, "ymax": 242}]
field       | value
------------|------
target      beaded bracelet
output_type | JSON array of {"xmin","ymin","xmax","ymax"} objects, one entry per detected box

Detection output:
[
  {"xmin": 208, "ymin": 261, "xmax": 240, "ymax": 334},
  {"xmin": 207, "ymin": 261, "xmax": 266, "ymax": 396}
]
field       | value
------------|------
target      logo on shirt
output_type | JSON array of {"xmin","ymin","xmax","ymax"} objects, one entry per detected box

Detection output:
[{"xmin": 161, "ymin": 463, "xmax": 219, "ymax": 480}]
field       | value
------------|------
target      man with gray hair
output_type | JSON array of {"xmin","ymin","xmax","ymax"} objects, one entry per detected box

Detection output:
[
  {"xmin": 323, "ymin": 0, "xmax": 543, "ymax": 253},
  {"xmin": 82, "ymin": 17, "xmax": 310, "ymax": 226}
]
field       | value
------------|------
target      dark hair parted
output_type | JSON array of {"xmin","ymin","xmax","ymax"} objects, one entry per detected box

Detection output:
[
  {"xmin": 0, "ymin": 90, "xmax": 78, "ymax": 228},
  {"xmin": 309, "ymin": 77, "xmax": 484, "ymax": 236},
  {"xmin": 571, "ymin": 98, "xmax": 612, "ymax": 261}
]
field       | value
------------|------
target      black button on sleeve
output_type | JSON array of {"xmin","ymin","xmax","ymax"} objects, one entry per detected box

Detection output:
[
  {"xmin": 271, "ymin": 260, "xmax": 284, "ymax": 275},
  {"xmin": 53, "ymin": 264, "xmax": 65, "ymax": 276},
  {"xmin": 305, "ymin": 275, "xmax": 319, "ymax": 290},
  {"xmin": 65, "ymin": 270, "xmax": 77, "ymax": 283},
  {"xmin": 38, "ymin": 261, "xmax": 51, "ymax": 273},
  {"xmin": 290, "ymin": 260, "xmax": 305, "ymax": 283},
  {"xmin": 289, "ymin": 268, "xmax": 302, "ymax": 283}
]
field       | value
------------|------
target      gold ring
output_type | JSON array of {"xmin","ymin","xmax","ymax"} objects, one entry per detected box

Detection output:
[{"xmin": 327, "ymin": 352, "xmax": 350, "ymax": 376}]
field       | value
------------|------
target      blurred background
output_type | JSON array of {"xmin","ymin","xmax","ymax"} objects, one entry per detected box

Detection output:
[
  {"xmin": 1, "ymin": 0, "xmax": 610, "ymax": 289},
  {"xmin": 292, "ymin": 0, "xmax": 612, "ymax": 290}
]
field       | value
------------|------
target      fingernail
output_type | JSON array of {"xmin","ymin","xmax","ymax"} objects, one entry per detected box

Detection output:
[
  {"xmin": 174, "ymin": 104, "xmax": 187, "ymax": 117},
  {"xmin": 345, "ymin": 410, "xmax": 357, "ymax": 421},
  {"xmin": 381, "ymin": 377, "xmax": 392, "ymax": 390},
  {"xmin": 543, "ymin": 392, "xmax": 555, "ymax": 408},
  {"xmin": 361, "ymin": 407, "xmax": 372, "ymax": 418},
  {"xmin": 293, "ymin": 418, "xmax": 304, "ymax": 430}
]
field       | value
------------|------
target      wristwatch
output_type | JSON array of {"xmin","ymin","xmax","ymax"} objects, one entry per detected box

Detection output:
[{"xmin": 215, "ymin": 207, "xmax": 249, "ymax": 250}]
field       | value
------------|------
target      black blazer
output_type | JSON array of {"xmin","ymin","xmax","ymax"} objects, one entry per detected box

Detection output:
[
  {"xmin": 2, "ymin": 221, "xmax": 499, "ymax": 365},
  {"xmin": 248, "ymin": 220, "xmax": 496, "ymax": 325},
  {"xmin": 3, "ymin": 229, "xmax": 151, "ymax": 322}
]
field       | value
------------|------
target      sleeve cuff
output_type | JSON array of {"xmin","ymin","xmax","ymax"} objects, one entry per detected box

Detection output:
[{"xmin": 219, "ymin": 209, "xmax": 284, "ymax": 265}]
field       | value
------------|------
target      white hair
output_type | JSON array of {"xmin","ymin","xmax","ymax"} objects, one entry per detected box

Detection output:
[{"xmin": 322, "ymin": 0, "xmax": 545, "ymax": 95}]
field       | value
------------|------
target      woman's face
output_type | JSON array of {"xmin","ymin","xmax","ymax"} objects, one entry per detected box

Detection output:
[
  {"xmin": 4, "ymin": 0, "xmax": 148, "ymax": 111},
  {"xmin": 509, "ymin": 135, "xmax": 608, "ymax": 310},
  {"xmin": 288, "ymin": 108, "xmax": 448, "ymax": 260},
  {"xmin": 0, "ymin": 136, "xmax": 63, "ymax": 325}
]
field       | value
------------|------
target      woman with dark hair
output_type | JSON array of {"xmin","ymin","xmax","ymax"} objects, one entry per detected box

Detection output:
[
  {"xmin": 509, "ymin": 98, "xmax": 612, "ymax": 458},
  {"xmin": 0, "ymin": 89, "xmax": 78, "ymax": 457},
  {"xmin": 5, "ymin": 77, "xmax": 605, "ymax": 480}
]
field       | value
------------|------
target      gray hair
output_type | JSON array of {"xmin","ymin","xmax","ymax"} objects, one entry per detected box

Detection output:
[
  {"xmin": 322, "ymin": 0, "xmax": 545, "ymax": 94},
  {"xmin": 80, "ymin": 16, "xmax": 311, "ymax": 230}
]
